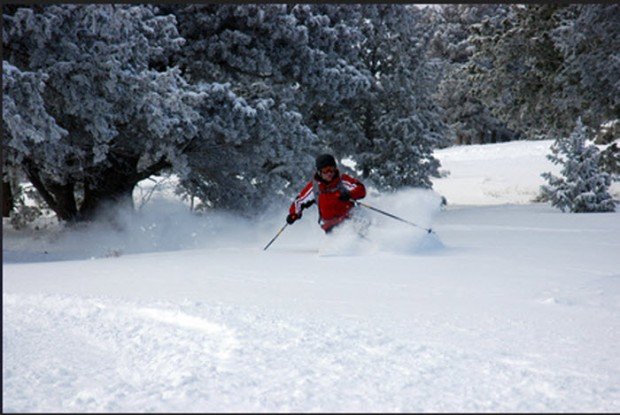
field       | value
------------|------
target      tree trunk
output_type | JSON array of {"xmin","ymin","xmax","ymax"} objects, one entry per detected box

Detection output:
[
  {"xmin": 2, "ymin": 179, "xmax": 13, "ymax": 217},
  {"xmin": 24, "ymin": 160, "xmax": 78, "ymax": 222},
  {"xmin": 47, "ymin": 181, "xmax": 79, "ymax": 221},
  {"xmin": 79, "ymin": 180, "xmax": 136, "ymax": 222},
  {"xmin": 24, "ymin": 154, "xmax": 169, "ymax": 223},
  {"xmin": 77, "ymin": 155, "xmax": 170, "ymax": 221}
]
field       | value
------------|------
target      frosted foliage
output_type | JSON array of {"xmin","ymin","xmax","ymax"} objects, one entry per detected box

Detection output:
[
  {"xmin": 2, "ymin": 62, "xmax": 69, "ymax": 179},
  {"xmin": 4, "ymin": 5, "xmax": 185, "ymax": 149},
  {"xmin": 165, "ymin": 1, "xmax": 370, "ymax": 145},
  {"xmin": 2, "ymin": 5, "xmax": 198, "ymax": 220},
  {"xmin": 332, "ymin": 5, "xmax": 447, "ymax": 190},
  {"xmin": 171, "ymin": 4, "xmax": 368, "ymax": 104},
  {"xmin": 166, "ymin": 4, "xmax": 370, "ymax": 208},
  {"xmin": 431, "ymin": 5, "xmax": 522, "ymax": 146},
  {"xmin": 3, "ymin": 5, "xmax": 318, "ymax": 220},
  {"xmin": 551, "ymin": 5, "xmax": 620, "ymax": 129},
  {"xmin": 429, "ymin": 5, "xmax": 502, "ymax": 64},
  {"xmin": 461, "ymin": 5, "xmax": 557, "ymax": 137},
  {"xmin": 3, "ymin": 6, "xmax": 183, "ymax": 155},
  {"xmin": 463, "ymin": 4, "xmax": 619, "ymax": 138},
  {"xmin": 178, "ymin": 90, "xmax": 318, "ymax": 212},
  {"xmin": 541, "ymin": 119, "xmax": 615, "ymax": 213}
]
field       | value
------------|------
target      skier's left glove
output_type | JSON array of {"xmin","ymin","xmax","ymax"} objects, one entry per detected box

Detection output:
[
  {"xmin": 286, "ymin": 213, "xmax": 300, "ymax": 224},
  {"xmin": 339, "ymin": 190, "xmax": 351, "ymax": 201}
]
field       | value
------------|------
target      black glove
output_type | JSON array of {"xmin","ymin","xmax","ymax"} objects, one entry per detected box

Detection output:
[
  {"xmin": 286, "ymin": 213, "xmax": 300, "ymax": 224},
  {"xmin": 339, "ymin": 189, "xmax": 351, "ymax": 201}
]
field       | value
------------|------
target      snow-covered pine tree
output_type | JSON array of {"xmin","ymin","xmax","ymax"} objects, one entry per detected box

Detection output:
[
  {"xmin": 551, "ymin": 5, "xmax": 620, "ymax": 133},
  {"xmin": 164, "ymin": 4, "xmax": 370, "ymax": 211},
  {"xmin": 3, "ymin": 5, "xmax": 189, "ymax": 221},
  {"xmin": 2, "ymin": 61, "xmax": 71, "ymax": 221},
  {"xmin": 463, "ymin": 4, "xmax": 619, "ymax": 140},
  {"xmin": 429, "ymin": 5, "xmax": 522, "ymax": 146},
  {"xmin": 320, "ymin": 5, "xmax": 448, "ymax": 190},
  {"xmin": 3, "ymin": 5, "xmax": 319, "ymax": 221},
  {"xmin": 464, "ymin": 4, "xmax": 570, "ymax": 139},
  {"xmin": 541, "ymin": 119, "xmax": 616, "ymax": 213}
]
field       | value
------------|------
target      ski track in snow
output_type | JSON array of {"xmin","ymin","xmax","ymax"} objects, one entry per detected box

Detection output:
[{"xmin": 3, "ymin": 290, "xmax": 618, "ymax": 412}]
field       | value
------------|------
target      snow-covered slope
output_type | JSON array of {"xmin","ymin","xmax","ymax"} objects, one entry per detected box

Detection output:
[
  {"xmin": 432, "ymin": 139, "xmax": 619, "ymax": 205},
  {"xmin": 3, "ymin": 141, "xmax": 619, "ymax": 412}
]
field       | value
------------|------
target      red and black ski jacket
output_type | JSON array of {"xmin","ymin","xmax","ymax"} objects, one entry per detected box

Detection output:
[{"xmin": 289, "ymin": 170, "xmax": 366, "ymax": 232}]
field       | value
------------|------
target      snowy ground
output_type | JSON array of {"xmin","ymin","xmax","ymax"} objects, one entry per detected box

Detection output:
[{"xmin": 3, "ymin": 140, "xmax": 620, "ymax": 412}]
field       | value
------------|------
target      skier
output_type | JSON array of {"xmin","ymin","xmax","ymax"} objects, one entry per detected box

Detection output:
[{"xmin": 286, "ymin": 154, "xmax": 366, "ymax": 233}]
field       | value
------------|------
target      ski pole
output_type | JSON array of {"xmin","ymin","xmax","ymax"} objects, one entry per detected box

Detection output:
[
  {"xmin": 354, "ymin": 200, "xmax": 434, "ymax": 234},
  {"xmin": 263, "ymin": 222, "xmax": 288, "ymax": 250}
]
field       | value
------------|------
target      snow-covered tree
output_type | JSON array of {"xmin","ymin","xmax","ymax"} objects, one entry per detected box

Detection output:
[
  {"xmin": 3, "ymin": 4, "xmax": 471, "ymax": 222},
  {"xmin": 463, "ymin": 4, "xmax": 619, "ymax": 139},
  {"xmin": 464, "ymin": 5, "xmax": 567, "ymax": 139},
  {"xmin": 430, "ymin": 5, "xmax": 523, "ymax": 146},
  {"xmin": 541, "ymin": 119, "xmax": 616, "ymax": 213},
  {"xmin": 317, "ymin": 5, "xmax": 448, "ymax": 190},
  {"xmin": 3, "ymin": 5, "xmax": 186, "ymax": 220},
  {"xmin": 165, "ymin": 4, "xmax": 369, "ymax": 104},
  {"xmin": 2, "ymin": 61, "xmax": 73, "ymax": 219},
  {"xmin": 551, "ymin": 5, "xmax": 620, "ymax": 133},
  {"xmin": 163, "ymin": 4, "xmax": 370, "ymax": 207},
  {"xmin": 2, "ymin": 5, "xmax": 318, "ymax": 220}
]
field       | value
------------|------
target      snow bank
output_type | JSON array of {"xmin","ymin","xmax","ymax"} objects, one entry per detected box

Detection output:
[
  {"xmin": 432, "ymin": 139, "xmax": 620, "ymax": 205},
  {"xmin": 432, "ymin": 140, "xmax": 559, "ymax": 205}
]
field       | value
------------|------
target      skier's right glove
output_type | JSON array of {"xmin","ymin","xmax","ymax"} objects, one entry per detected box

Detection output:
[{"xmin": 286, "ymin": 213, "xmax": 300, "ymax": 224}]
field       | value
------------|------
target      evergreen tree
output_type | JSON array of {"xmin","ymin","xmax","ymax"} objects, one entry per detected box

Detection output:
[
  {"xmin": 599, "ymin": 143, "xmax": 620, "ymax": 178},
  {"xmin": 430, "ymin": 5, "xmax": 522, "ymax": 146},
  {"xmin": 318, "ymin": 5, "xmax": 448, "ymax": 190},
  {"xmin": 464, "ymin": 4, "xmax": 619, "ymax": 139},
  {"xmin": 2, "ymin": 61, "xmax": 73, "ymax": 219},
  {"xmin": 3, "ymin": 4, "xmax": 464, "ymax": 223},
  {"xmin": 156, "ymin": 4, "xmax": 370, "ymax": 210},
  {"xmin": 3, "ymin": 5, "xmax": 187, "ymax": 220},
  {"xmin": 551, "ymin": 4, "xmax": 620, "ymax": 133},
  {"xmin": 2, "ymin": 61, "xmax": 65, "ymax": 223},
  {"xmin": 541, "ymin": 119, "xmax": 616, "ymax": 213},
  {"xmin": 465, "ymin": 5, "xmax": 567, "ymax": 139},
  {"xmin": 2, "ymin": 5, "xmax": 317, "ymax": 220}
]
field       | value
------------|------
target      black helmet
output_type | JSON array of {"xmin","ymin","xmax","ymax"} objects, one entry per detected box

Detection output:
[{"xmin": 315, "ymin": 154, "xmax": 337, "ymax": 171}]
